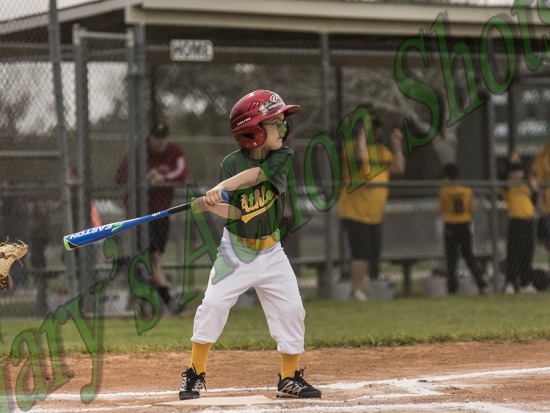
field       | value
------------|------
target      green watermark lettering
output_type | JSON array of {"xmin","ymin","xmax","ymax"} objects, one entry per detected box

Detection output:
[
  {"xmin": 128, "ymin": 250, "xmax": 160, "ymax": 335},
  {"xmin": 39, "ymin": 311, "xmax": 70, "ymax": 394},
  {"xmin": 357, "ymin": 106, "xmax": 385, "ymax": 183},
  {"xmin": 338, "ymin": 112, "xmax": 363, "ymax": 192},
  {"xmin": 512, "ymin": 0, "xmax": 545, "ymax": 70},
  {"xmin": 432, "ymin": 12, "xmax": 485, "ymax": 126},
  {"xmin": 536, "ymin": 0, "xmax": 550, "ymax": 58},
  {"xmin": 304, "ymin": 133, "xmax": 341, "ymax": 212},
  {"xmin": 63, "ymin": 285, "xmax": 103, "ymax": 404},
  {"xmin": 10, "ymin": 329, "xmax": 49, "ymax": 411},
  {"xmin": 280, "ymin": 159, "xmax": 310, "ymax": 238},
  {"xmin": 480, "ymin": 16, "xmax": 516, "ymax": 94},
  {"xmin": 182, "ymin": 185, "xmax": 220, "ymax": 293},
  {"xmin": 262, "ymin": 156, "xmax": 293, "ymax": 237},
  {"xmin": 102, "ymin": 238, "xmax": 119, "ymax": 282},
  {"xmin": 394, "ymin": 32, "xmax": 441, "ymax": 153}
]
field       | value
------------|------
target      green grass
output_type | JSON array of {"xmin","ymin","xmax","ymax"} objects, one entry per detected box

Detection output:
[{"xmin": 2, "ymin": 293, "xmax": 550, "ymax": 355}]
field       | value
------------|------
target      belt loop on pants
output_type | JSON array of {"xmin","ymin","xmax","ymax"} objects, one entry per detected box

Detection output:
[{"xmin": 232, "ymin": 229, "xmax": 280, "ymax": 251}]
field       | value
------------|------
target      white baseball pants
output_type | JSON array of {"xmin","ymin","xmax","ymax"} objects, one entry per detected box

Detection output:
[{"xmin": 191, "ymin": 229, "xmax": 306, "ymax": 355}]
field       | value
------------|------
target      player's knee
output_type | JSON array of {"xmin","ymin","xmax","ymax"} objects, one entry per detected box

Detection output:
[
  {"xmin": 279, "ymin": 302, "xmax": 305, "ymax": 322},
  {"xmin": 201, "ymin": 295, "xmax": 237, "ymax": 313}
]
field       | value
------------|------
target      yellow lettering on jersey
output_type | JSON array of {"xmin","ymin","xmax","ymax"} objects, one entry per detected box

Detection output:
[{"xmin": 239, "ymin": 186, "xmax": 277, "ymax": 223}]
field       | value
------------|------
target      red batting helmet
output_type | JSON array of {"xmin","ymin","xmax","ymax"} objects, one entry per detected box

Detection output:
[{"xmin": 230, "ymin": 90, "xmax": 301, "ymax": 149}]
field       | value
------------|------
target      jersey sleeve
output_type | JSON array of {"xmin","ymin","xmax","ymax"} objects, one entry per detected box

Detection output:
[
  {"xmin": 164, "ymin": 144, "xmax": 188, "ymax": 182},
  {"xmin": 219, "ymin": 155, "xmax": 237, "ymax": 182},
  {"xmin": 259, "ymin": 146, "xmax": 294, "ymax": 194}
]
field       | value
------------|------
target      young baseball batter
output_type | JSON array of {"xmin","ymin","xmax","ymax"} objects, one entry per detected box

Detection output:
[{"xmin": 179, "ymin": 90, "xmax": 322, "ymax": 400}]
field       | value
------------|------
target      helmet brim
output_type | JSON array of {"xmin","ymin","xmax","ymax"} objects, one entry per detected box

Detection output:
[{"xmin": 280, "ymin": 104, "xmax": 301, "ymax": 117}]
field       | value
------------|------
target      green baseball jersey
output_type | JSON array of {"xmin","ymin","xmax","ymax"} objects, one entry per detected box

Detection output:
[{"xmin": 220, "ymin": 146, "xmax": 293, "ymax": 239}]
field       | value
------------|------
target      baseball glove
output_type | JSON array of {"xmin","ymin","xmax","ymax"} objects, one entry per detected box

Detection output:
[{"xmin": 0, "ymin": 238, "xmax": 28, "ymax": 291}]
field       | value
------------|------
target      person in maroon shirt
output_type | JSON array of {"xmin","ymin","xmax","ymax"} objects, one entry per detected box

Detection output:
[{"xmin": 116, "ymin": 121, "xmax": 188, "ymax": 314}]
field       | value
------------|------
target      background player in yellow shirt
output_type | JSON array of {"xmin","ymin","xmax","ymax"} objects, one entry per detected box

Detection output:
[
  {"xmin": 338, "ymin": 111, "xmax": 405, "ymax": 300},
  {"xmin": 438, "ymin": 163, "xmax": 489, "ymax": 295},
  {"xmin": 531, "ymin": 143, "xmax": 550, "ymax": 253},
  {"xmin": 502, "ymin": 149, "xmax": 536, "ymax": 293}
]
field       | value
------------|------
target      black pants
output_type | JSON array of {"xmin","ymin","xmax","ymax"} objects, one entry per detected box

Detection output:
[
  {"xmin": 149, "ymin": 217, "xmax": 170, "ymax": 253},
  {"xmin": 506, "ymin": 218, "xmax": 535, "ymax": 290},
  {"xmin": 342, "ymin": 219, "xmax": 382, "ymax": 280},
  {"xmin": 444, "ymin": 223, "xmax": 486, "ymax": 293}
]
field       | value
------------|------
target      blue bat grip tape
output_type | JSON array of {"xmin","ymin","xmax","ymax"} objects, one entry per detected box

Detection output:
[{"xmin": 221, "ymin": 188, "xmax": 229, "ymax": 202}]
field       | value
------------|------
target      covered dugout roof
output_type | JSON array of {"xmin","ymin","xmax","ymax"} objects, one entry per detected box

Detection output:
[{"xmin": 0, "ymin": 0, "xmax": 542, "ymax": 45}]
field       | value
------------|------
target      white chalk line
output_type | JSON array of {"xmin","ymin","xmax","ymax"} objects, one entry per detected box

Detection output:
[
  {"xmin": 198, "ymin": 402, "xmax": 533, "ymax": 413},
  {"xmin": 5, "ymin": 366, "xmax": 550, "ymax": 412},
  {"xmin": 6, "ymin": 400, "xmax": 534, "ymax": 413}
]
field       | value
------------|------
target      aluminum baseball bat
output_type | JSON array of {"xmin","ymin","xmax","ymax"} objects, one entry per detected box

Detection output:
[{"xmin": 63, "ymin": 189, "xmax": 229, "ymax": 251}]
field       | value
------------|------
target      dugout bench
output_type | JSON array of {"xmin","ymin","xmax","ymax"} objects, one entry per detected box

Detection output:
[
  {"xmin": 290, "ymin": 253, "xmax": 493, "ymax": 298},
  {"xmin": 385, "ymin": 253, "xmax": 492, "ymax": 297}
]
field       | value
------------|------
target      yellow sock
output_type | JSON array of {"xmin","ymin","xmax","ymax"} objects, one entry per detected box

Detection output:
[
  {"xmin": 280, "ymin": 353, "xmax": 300, "ymax": 380},
  {"xmin": 189, "ymin": 342, "xmax": 212, "ymax": 374}
]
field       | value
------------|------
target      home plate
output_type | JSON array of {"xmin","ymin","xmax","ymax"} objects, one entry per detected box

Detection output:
[{"xmin": 155, "ymin": 395, "xmax": 275, "ymax": 407}]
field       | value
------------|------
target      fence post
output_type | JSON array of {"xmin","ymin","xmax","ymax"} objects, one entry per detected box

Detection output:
[
  {"xmin": 49, "ymin": 0, "xmax": 77, "ymax": 298},
  {"xmin": 73, "ymin": 24, "xmax": 95, "ymax": 300},
  {"xmin": 319, "ymin": 32, "xmax": 334, "ymax": 299},
  {"xmin": 486, "ymin": 91, "xmax": 501, "ymax": 292},
  {"xmin": 126, "ymin": 25, "xmax": 150, "ymax": 253}
]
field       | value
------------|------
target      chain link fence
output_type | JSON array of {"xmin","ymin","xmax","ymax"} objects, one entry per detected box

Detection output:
[
  {"xmin": 1, "ymin": 4, "xmax": 549, "ymax": 318},
  {"xmin": 0, "ymin": 1, "xmax": 68, "ymax": 316}
]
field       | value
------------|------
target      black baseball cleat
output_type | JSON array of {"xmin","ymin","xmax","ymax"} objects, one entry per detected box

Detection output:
[
  {"xmin": 179, "ymin": 366, "xmax": 206, "ymax": 400},
  {"xmin": 276, "ymin": 367, "xmax": 322, "ymax": 398}
]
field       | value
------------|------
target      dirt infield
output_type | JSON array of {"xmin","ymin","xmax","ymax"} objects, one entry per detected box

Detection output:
[{"xmin": 6, "ymin": 340, "xmax": 550, "ymax": 412}]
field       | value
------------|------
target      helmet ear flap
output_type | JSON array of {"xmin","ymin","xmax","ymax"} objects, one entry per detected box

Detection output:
[
  {"xmin": 236, "ymin": 125, "xmax": 267, "ymax": 149},
  {"xmin": 251, "ymin": 126, "xmax": 267, "ymax": 148}
]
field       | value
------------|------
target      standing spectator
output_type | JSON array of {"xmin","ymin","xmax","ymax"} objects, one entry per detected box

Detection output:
[
  {"xmin": 338, "ymin": 111, "xmax": 405, "ymax": 301},
  {"xmin": 115, "ymin": 121, "xmax": 188, "ymax": 314},
  {"xmin": 502, "ymin": 149, "xmax": 536, "ymax": 293},
  {"xmin": 531, "ymin": 143, "xmax": 550, "ymax": 253},
  {"xmin": 438, "ymin": 163, "xmax": 489, "ymax": 295}
]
